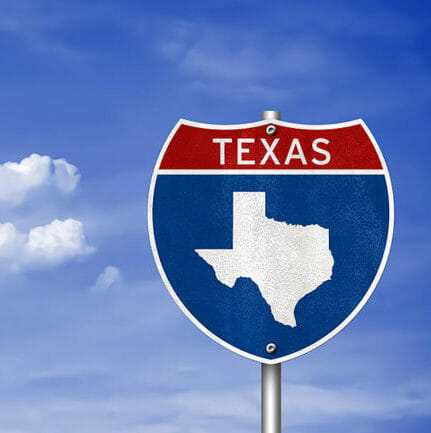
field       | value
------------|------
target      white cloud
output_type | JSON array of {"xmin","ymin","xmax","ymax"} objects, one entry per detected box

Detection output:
[
  {"xmin": 91, "ymin": 266, "xmax": 123, "ymax": 293},
  {"xmin": 24, "ymin": 219, "xmax": 95, "ymax": 266},
  {"xmin": 0, "ymin": 154, "xmax": 80, "ymax": 207},
  {"xmin": 0, "ymin": 219, "xmax": 94, "ymax": 271},
  {"xmin": 0, "ymin": 154, "xmax": 92, "ymax": 272},
  {"xmin": 53, "ymin": 158, "xmax": 80, "ymax": 192}
]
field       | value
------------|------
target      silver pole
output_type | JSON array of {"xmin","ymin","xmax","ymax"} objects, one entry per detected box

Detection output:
[
  {"xmin": 262, "ymin": 363, "xmax": 281, "ymax": 433},
  {"xmin": 261, "ymin": 110, "xmax": 281, "ymax": 121},
  {"xmin": 261, "ymin": 110, "xmax": 282, "ymax": 433}
]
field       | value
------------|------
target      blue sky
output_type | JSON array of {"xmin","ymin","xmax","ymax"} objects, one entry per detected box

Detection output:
[{"xmin": 0, "ymin": 0, "xmax": 429, "ymax": 432}]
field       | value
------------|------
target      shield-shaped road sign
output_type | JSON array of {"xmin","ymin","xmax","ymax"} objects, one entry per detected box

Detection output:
[{"xmin": 148, "ymin": 118, "xmax": 393, "ymax": 364}]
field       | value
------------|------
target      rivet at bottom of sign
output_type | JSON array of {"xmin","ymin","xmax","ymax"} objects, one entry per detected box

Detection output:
[
  {"xmin": 266, "ymin": 343, "xmax": 277, "ymax": 354},
  {"xmin": 266, "ymin": 125, "xmax": 277, "ymax": 135}
]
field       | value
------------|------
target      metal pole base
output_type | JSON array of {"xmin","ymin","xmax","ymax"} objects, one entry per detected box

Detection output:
[{"xmin": 261, "ymin": 363, "xmax": 281, "ymax": 433}]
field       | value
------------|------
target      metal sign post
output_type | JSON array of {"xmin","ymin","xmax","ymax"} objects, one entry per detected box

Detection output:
[
  {"xmin": 261, "ymin": 110, "xmax": 282, "ymax": 433},
  {"xmin": 262, "ymin": 362, "xmax": 281, "ymax": 433}
]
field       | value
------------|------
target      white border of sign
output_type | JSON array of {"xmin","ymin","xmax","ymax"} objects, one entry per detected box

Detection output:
[{"xmin": 148, "ymin": 118, "xmax": 394, "ymax": 364}]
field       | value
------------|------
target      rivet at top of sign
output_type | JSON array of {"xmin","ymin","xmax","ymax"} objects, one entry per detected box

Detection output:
[
  {"xmin": 266, "ymin": 125, "xmax": 277, "ymax": 136},
  {"xmin": 266, "ymin": 343, "xmax": 277, "ymax": 354}
]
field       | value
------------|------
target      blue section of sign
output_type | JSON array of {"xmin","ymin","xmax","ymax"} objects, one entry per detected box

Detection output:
[{"xmin": 152, "ymin": 175, "xmax": 389, "ymax": 360}]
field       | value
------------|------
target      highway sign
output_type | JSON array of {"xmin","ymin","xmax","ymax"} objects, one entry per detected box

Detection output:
[{"xmin": 148, "ymin": 117, "xmax": 393, "ymax": 364}]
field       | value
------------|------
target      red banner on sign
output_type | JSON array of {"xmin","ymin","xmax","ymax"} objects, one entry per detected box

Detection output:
[{"xmin": 159, "ymin": 121, "xmax": 383, "ymax": 171}]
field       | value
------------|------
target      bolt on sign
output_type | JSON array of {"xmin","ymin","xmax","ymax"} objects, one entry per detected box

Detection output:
[{"xmin": 148, "ymin": 117, "xmax": 394, "ymax": 364}]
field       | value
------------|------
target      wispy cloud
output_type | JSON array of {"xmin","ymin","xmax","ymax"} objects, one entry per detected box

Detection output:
[
  {"xmin": 286, "ymin": 380, "xmax": 431, "ymax": 426},
  {"xmin": 157, "ymin": 22, "xmax": 325, "ymax": 101},
  {"xmin": 153, "ymin": 8, "xmax": 431, "ymax": 114},
  {"xmin": 180, "ymin": 35, "xmax": 323, "ymax": 82},
  {"xmin": 160, "ymin": 377, "xmax": 431, "ymax": 428},
  {"xmin": 1, "ymin": 376, "xmax": 430, "ymax": 432},
  {"xmin": 91, "ymin": 266, "xmax": 123, "ymax": 293}
]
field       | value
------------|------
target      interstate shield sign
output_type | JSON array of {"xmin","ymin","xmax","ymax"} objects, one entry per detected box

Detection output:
[{"xmin": 148, "ymin": 118, "xmax": 393, "ymax": 363}]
